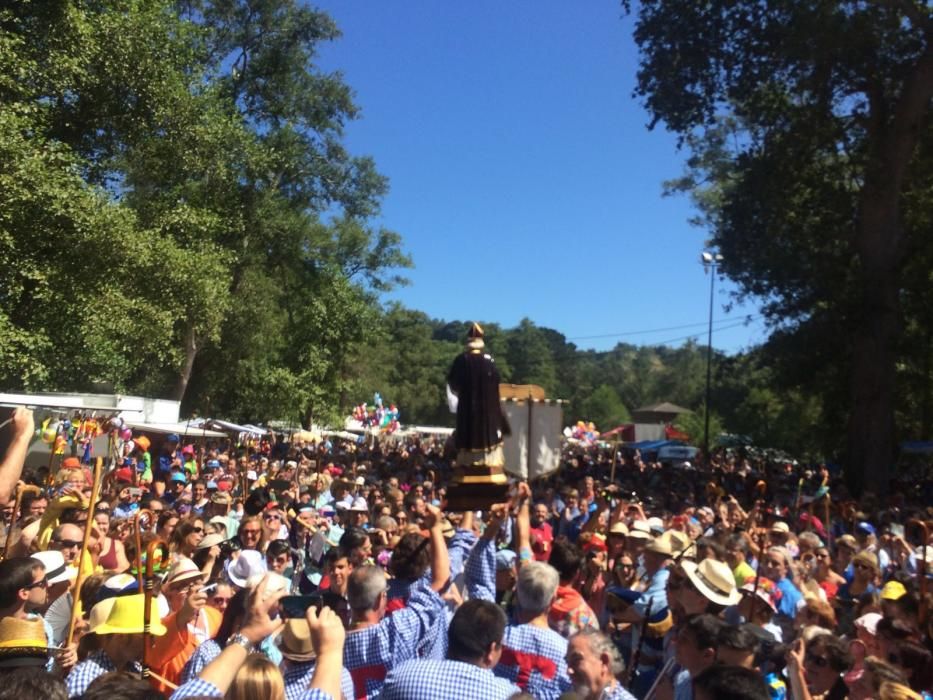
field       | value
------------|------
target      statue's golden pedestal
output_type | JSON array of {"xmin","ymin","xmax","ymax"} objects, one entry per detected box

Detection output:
[{"xmin": 445, "ymin": 464, "xmax": 510, "ymax": 511}]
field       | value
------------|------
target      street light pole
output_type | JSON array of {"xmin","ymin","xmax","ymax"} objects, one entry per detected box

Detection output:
[{"xmin": 701, "ymin": 252, "xmax": 723, "ymax": 458}]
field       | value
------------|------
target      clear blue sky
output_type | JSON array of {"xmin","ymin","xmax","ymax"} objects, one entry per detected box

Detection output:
[{"xmin": 313, "ymin": 0, "xmax": 767, "ymax": 354}]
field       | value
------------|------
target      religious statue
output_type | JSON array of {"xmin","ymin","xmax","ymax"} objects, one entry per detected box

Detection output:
[{"xmin": 445, "ymin": 322, "xmax": 511, "ymax": 509}]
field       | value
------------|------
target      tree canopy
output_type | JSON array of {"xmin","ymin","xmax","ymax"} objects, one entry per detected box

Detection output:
[{"xmin": 624, "ymin": 0, "xmax": 933, "ymax": 493}]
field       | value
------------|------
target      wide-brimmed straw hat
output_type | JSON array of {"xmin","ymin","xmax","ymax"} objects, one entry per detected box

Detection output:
[
  {"xmin": 681, "ymin": 559, "xmax": 741, "ymax": 606},
  {"xmin": 277, "ymin": 618, "xmax": 316, "ymax": 662},
  {"xmin": 92, "ymin": 594, "xmax": 167, "ymax": 636}
]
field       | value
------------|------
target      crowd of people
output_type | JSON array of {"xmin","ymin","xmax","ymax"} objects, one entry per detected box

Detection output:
[{"xmin": 0, "ymin": 405, "xmax": 930, "ymax": 700}]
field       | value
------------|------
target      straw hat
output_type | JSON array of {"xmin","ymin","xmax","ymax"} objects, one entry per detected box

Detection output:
[
  {"xmin": 277, "ymin": 618, "xmax": 316, "ymax": 662},
  {"xmin": 628, "ymin": 520, "xmax": 653, "ymax": 540},
  {"xmin": 609, "ymin": 521, "xmax": 629, "ymax": 536},
  {"xmin": 163, "ymin": 557, "xmax": 204, "ymax": 588},
  {"xmin": 644, "ymin": 536, "xmax": 673, "ymax": 557},
  {"xmin": 770, "ymin": 521, "xmax": 790, "ymax": 534},
  {"xmin": 93, "ymin": 594, "xmax": 167, "ymax": 635},
  {"xmin": 0, "ymin": 617, "xmax": 49, "ymax": 667},
  {"xmin": 682, "ymin": 559, "xmax": 741, "ymax": 606},
  {"xmin": 196, "ymin": 533, "xmax": 228, "ymax": 551}
]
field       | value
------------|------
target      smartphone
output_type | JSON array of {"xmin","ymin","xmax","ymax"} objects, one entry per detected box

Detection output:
[
  {"xmin": 280, "ymin": 595, "xmax": 323, "ymax": 619},
  {"xmin": 269, "ymin": 479, "xmax": 292, "ymax": 492},
  {"xmin": 889, "ymin": 523, "xmax": 905, "ymax": 538},
  {"xmin": 129, "ymin": 487, "xmax": 142, "ymax": 497}
]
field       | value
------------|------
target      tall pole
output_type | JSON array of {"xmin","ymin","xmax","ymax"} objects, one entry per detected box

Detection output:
[
  {"xmin": 704, "ymin": 263, "xmax": 715, "ymax": 456},
  {"xmin": 702, "ymin": 253, "xmax": 721, "ymax": 457}
]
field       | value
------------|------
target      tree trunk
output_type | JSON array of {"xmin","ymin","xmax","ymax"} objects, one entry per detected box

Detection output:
[{"xmin": 171, "ymin": 322, "xmax": 198, "ymax": 404}]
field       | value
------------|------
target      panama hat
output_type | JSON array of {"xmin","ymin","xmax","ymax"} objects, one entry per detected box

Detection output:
[
  {"xmin": 93, "ymin": 594, "xmax": 167, "ymax": 635},
  {"xmin": 31, "ymin": 550, "xmax": 74, "ymax": 585},
  {"xmin": 682, "ymin": 559, "xmax": 741, "ymax": 606},
  {"xmin": 163, "ymin": 557, "xmax": 204, "ymax": 588},
  {"xmin": 226, "ymin": 549, "xmax": 266, "ymax": 588},
  {"xmin": 609, "ymin": 521, "xmax": 629, "ymax": 536},
  {"xmin": 277, "ymin": 618, "xmax": 316, "ymax": 662}
]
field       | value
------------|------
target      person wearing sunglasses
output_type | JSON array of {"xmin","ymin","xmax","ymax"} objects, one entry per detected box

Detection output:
[
  {"xmin": 170, "ymin": 516, "xmax": 207, "ymax": 559},
  {"xmin": 786, "ymin": 632, "xmax": 852, "ymax": 700}
]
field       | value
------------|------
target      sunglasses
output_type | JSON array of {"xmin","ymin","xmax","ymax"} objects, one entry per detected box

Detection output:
[
  {"xmin": 53, "ymin": 539, "xmax": 82, "ymax": 549},
  {"xmin": 192, "ymin": 527, "xmax": 204, "ymax": 534},
  {"xmin": 25, "ymin": 579, "xmax": 48, "ymax": 590},
  {"xmin": 805, "ymin": 653, "xmax": 830, "ymax": 669},
  {"xmin": 853, "ymin": 562, "xmax": 873, "ymax": 571},
  {"xmin": 263, "ymin": 514, "xmax": 281, "ymax": 521},
  {"xmin": 212, "ymin": 596, "xmax": 231, "ymax": 606},
  {"xmin": 241, "ymin": 529, "xmax": 261, "ymax": 537}
]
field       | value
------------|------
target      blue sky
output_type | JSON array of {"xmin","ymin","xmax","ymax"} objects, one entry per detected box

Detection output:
[{"xmin": 313, "ymin": 0, "xmax": 767, "ymax": 353}]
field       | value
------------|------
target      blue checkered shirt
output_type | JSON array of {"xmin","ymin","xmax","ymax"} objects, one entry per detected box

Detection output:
[
  {"xmin": 379, "ymin": 658, "xmax": 520, "ymax": 700},
  {"xmin": 66, "ymin": 650, "xmax": 142, "ymax": 698},
  {"xmin": 283, "ymin": 660, "xmax": 355, "ymax": 700},
  {"xmin": 171, "ymin": 677, "xmax": 335, "ymax": 700},
  {"xmin": 180, "ymin": 634, "xmax": 284, "ymax": 684},
  {"xmin": 465, "ymin": 537, "xmax": 573, "ymax": 699},
  {"xmin": 343, "ymin": 580, "xmax": 446, "ymax": 699}
]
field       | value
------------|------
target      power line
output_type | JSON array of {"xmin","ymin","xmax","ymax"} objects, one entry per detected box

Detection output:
[
  {"xmin": 568, "ymin": 315, "xmax": 761, "ymax": 341},
  {"xmin": 648, "ymin": 320, "xmax": 756, "ymax": 347}
]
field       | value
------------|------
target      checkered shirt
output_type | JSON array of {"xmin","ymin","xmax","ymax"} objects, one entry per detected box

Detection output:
[
  {"xmin": 465, "ymin": 537, "xmax": 573, "ymax": 699},
  {"xmin": 603, "ymin": 682, "xmax": 639, "ymax": 700},
  {"xmin": 66, "ymin": 650, "xmax": 142, "ymax": 698},
  {"xmin": 342, "ymin": 580, "xmax": 446, "ymax": 699},
  {"xmin": 385, "ymin": 571, "xmax": 448, "ymax": 661},
  {"xmin": 283, "ymin": 660, "xmax": 355, "ymax": 700},
  {"xmin": 170, "ymin": 677, "xmax": 335, "ymax": 700},
  {"xmin": 379, "ymin": 658, "xmax": 521, "ymax": 700},
  {"xmin": 180, "ymin": 638, "xmax": 221, "ymax": 684}
]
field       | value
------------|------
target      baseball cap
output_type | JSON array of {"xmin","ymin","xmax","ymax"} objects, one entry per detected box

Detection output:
[{"xmin": 856, "ymin": 521, "xmax": 876, "ymax": 536}]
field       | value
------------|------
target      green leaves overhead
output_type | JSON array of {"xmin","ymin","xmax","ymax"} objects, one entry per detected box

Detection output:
[{"xmin": 0, "ymin": 0, "xmax": 409, "ymax": 423}]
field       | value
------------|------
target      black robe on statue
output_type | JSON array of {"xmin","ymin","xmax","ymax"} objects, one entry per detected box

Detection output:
[{"xmin": 447, "ymin": 350, "xmax": 509, "ymax": 452}]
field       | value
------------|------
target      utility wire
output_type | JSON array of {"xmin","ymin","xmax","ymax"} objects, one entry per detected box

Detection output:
[{"xmin": 568, "ymin": 315, "xmax": 761, "ymax": 341}]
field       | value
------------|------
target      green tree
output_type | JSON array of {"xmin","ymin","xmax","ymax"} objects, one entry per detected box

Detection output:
[
  {"xmin": 578, "ymin": 384, "xmax": 631, "ymax": 431},
  {"xmin": 626, "ymin": 0, "xmax": 933, "ymax": 492}
]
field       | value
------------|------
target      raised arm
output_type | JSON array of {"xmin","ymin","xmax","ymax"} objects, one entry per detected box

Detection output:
[
  {"xmin": 170, "ymin": 575, "xmax": 285, "ymax": 699},
  {"xmin": 424, "ymin": 504, "xmax": 450, "ymax": 591},
  {"xmin": 306, "ymin": 606, "xmax": 346, "ymax": 700},
  {"xmin": 464, "ymin": 503, "xmax": 509, "ymax": 601},
  {"xmin": 515, "ymin": 482, "xmax": 532, "ymax": 565},
  {"xmin": 0, "ymin": 409, "xmax": 33, "ymax": 506}
]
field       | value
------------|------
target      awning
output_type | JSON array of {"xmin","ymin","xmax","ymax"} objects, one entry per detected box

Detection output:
[{"xmin": 124, "ymin": 420, "xmax": 226, "ymax": 438}]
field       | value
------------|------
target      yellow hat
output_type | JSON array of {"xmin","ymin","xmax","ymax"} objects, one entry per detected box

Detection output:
[
  {"xmin": 93, "ymin": 594, "xmax": 167, "ymax": 636},
  {"xmin": 87, "ymin": 598, "xmax": 117, "ymax": 633},
  {"xmin": 0, "ymin": 617, "xmax": 47, "ymax": 650},
  {"xmin": 880, "ymin": 580, "xmax": 907, "ymax": 601}
]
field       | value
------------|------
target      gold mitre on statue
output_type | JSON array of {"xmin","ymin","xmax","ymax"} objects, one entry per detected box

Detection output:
[{"xmin": 466, "ymin": 322, "xmax": 485, "ymax": 351}]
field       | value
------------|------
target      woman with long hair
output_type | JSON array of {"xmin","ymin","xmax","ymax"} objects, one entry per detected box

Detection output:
[
  {"xmin": 170, "ymin": 516, "xmax": 206, "ymax": 559},
  {"xmin": 227, "ymin": 654, "xmax": 284, "ymax": 700},
  {"xmin": 237, "ymin": 515, "xmax": 266, "ymax": 552},
  {"xmin": 158, "ymin": 510, "xmax": 180, "ymax": 542}
]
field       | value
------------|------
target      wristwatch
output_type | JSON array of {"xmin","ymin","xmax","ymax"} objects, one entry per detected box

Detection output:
[{"xmin": 227, "ymin": 632, "xmax": 256, "ymax": 654}]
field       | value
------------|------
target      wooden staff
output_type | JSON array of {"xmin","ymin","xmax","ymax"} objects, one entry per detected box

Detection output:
[
  {"xmin": 142, "ymin": 538, "xmax": 170, "ymax": 680},
  {"xmin": 625, "ymin": 598, "xmax": 653, "ymax": 686},
  {"xmin": 65, "ymin": 456, "xmax": 103, "ymax": 645},
  {"xmin": 132, "ymin": 508, "xmax": 154, "ymax": 590},
  {"xmin": 1, "ymin": 484, "xmax": 40, "ymax": 560}
]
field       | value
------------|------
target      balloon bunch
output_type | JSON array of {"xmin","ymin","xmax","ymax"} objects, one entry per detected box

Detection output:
[
  {"xmin": 565, "ymin": 420, "xmax": 600, "ymax": 445},
  {"xmin": 351, "ymin": 392, "xmax": 401, "ymax": 433},
  {"xmin": 37, "ymin": 414, "xmax": 109, "ymax": 462}
]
